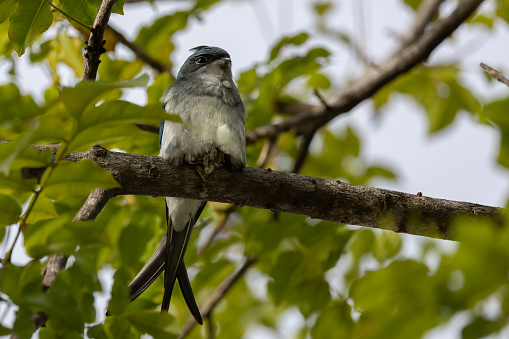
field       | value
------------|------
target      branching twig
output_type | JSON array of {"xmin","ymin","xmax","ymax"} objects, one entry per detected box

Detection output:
[
  {"xmin": 179, "ymin": 257, "xmax": 257, "ymax": 338},
  {"xmin": 197, "ymin": 206, "xmax": 236, "ymax": 256},
  {"xmin": 109, "ymin": 25, "xmax": 174, "ymax": 76},
  {"xmin": 481, "ymin": 63, "xmax": 509, "ymax": 87}
]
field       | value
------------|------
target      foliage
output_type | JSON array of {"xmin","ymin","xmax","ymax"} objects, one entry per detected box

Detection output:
[{"xmin": 1, "ymin": 0, "xmax": 509, "ymax": 338}]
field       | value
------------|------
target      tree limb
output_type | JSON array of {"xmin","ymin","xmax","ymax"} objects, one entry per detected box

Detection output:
[
  {"xmin": 246, "ymin": 0, "xmax": 485, "ymax": 144},
  {"xmin": 22, "ymin": 145, "xmax": 503, "ymax": 241}
]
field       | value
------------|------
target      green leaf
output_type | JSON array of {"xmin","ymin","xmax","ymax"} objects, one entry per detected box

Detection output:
[
  {"xmin": 26, "ymin": 291, "xmax": 85, "ymax": 332},
  {"xmin": 0, "ymin": 194, "xmax": 21, "ymax": 227},
  {"xmin": 269, "ymin": 32, "xmax": 309, "ymax": 61},
  {"xmin": 8, "ymin": 0, "xmax": 53, "ymax": 56},
  {"xmin": 0, "ymin": 83, "xmax": 43, "ymax": 122},
  {"xmin": 126, "ymin": 311, "xmax": 179, "ymax": 338},
  {"xmin": 61, "ymin": 74, "xmax": 150, "ymax": 119},
  {"xmin": 462, "ymin": 317, "xmax": 505, "ymax": 339},
  {"xmin": 87, "ymin": 0, "xmax": 124, "ymax": 15},
  {"xmin": 147, "ymin": 72, "xmax": 174, "ymax": 105},
  {"xmin": 118, "ymin": 224, "xmax": 153, "ymax": 271},
  {"xmin": 404, "ymin": 0, "xmax": 419, "ymax": 11},
  {"xmin": 68, "ymin": 101, "xmax": 179, "ymax": 152},
  {"xmin": 24, "ymin": 218, "xmax": 64, "ymax": 257},
  {"xmin": 134, "ymin": 12, "xmax": 188, "ymax": 65},
  {"xmin": 87, "ymin": 324, "xmax": 109, "ymax": 339},
  {"xmin": 44, "ymin": 160, "xmax": 119, "ymax": 200},
  {"xmin": 60, "ymin": 0, "xmax": 96, "ymax": 29},
  {"xmin": 373, "ymin": 65, "xmax": 480, "ymax": 133},
  {"xmin": 314, "ymin": 2, "xmax": 333, "ymax": 16},
  {"xmin": 78, "ymin": 100, "xmax": 178, "ymax": 132},
  {"xmin": 0, "ymin": 114, "xmax": 70, "ymax": 175},
  {"xmin": 308, "ymin": 73, "xmax": 330, "ymax": 89},
  {"xmin": 311, "ymin": 302, "xmax": 353, "ymax": 338},
  {"xmin": 482, "ymin": 98, "xmax": 509, "ymax": 167},
  {"xmin": 268, "ymin": 251, "xmax": 331, "ymax": 316},
  {"xmin": 0, "ymin": 0, "xmax": 18, "ymax": 24},
  {"xmin": 0, "ymin": 323, "xmax": 11, "ymax": 336},
  {"xmin": 107, "ymin": 267, "xmax": 131, "ymax": 316}
]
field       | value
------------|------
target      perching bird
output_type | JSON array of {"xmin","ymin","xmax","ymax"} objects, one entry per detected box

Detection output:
[{"xmin": 127, "ymin": 46, "xmax": 246, "ymax": 324}]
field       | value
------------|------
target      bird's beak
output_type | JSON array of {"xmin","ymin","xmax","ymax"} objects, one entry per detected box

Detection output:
[{"xmin": 222, "ymin": 57, "xmax": 231, "ymax": 64}]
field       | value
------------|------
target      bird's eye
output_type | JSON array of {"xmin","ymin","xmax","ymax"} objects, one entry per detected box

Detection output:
[{"xmin": 195, "ymin": 56, "xmax": 208, "ymax": 65}]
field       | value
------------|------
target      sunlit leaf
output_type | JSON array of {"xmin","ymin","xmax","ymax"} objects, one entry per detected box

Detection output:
[
  {"xmin": 61, "ymin": 74, "xmax": 150, "ymax": 119},
  {"xmin": 0, "ymin": 194, "xmax": 21, "ymax": 227},
  {"xmin": 0, "ymin": 0, "xmax": 18, "ymax": 24},
  {"xmin": 43, "ymin": 160, "xmax": 119, "ymax": 200},
  {"xmin": 8, "ymin": 0, "xmax": 53, "ymax": 56},
  {"xmin": 269, "ymin": 32, "xmax": 308, "ymax": 61},
  {"xmin": 126, "ymin": 311, "xmax": 179, "ymax": 338},
  {"xmin": 60, "ymin": 0, "xmax": 96, "ymax": 29}
]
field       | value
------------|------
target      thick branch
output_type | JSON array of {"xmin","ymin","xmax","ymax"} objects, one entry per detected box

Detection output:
[
  {"xmin": 23, "ymin": 145, "xmax": 503, "ymax": 240},
  {"xmin": 246, "ymin": 0, "xmax": 485, "ymax": 144}
]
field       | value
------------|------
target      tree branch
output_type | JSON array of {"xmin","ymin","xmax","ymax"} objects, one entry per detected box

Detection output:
[
  {"xmin": 480, "ymin": 63, "xmax": 509, "ymax": 87},
  {"xmin": 83, "ymin": 0, "xmax": 118, "ymax": 79},
  {"xmin": 178, "ymin": 257, "xmax": 257, "ymax": 338},
  {"xmin": 22, "ymin": 145, "xmax": 503, "ymax": 240},
  {"xmin": 246, "ymin": 0, "xmax": 485, "ymax": 144}
]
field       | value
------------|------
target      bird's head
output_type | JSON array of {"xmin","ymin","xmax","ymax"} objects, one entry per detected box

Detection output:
[{"xmin": 177, "ymin": 46, "xmax": 233, "ymax": 80}]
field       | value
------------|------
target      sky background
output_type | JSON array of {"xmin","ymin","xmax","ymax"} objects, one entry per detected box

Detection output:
[{"xmin": 1, "ymin": 0, "xmax": 509, "ymax": 338}]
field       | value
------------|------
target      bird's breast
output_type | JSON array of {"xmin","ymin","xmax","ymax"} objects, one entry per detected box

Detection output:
[{"xmin": 159, "ymin": 87, "xmax": 246, "ymax": 167}]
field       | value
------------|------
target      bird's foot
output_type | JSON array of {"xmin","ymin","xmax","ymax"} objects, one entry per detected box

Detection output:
[
  {"xmin": 194, "ymin": 165, "xmax": 208, "ymax": 182},
  {"xmin": 189, "ymin": 148, "xmax": 227, "ymax": 182}
]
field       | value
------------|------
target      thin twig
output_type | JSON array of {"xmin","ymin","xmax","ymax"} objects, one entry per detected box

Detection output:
[
  {"xmin": 197, "ymin": 206, "xmax": 236, "ymax": 256},
  {"xmin": 206, "ymin": 313, "xmax": 214, "ymax": 339},
  {"xmin": 109, "ymin": 25, "xmax": 174, "ymax": 76},
  {"xmin": 83, "ymin": 0, "xmax": 118, "ymax": 80},
  {"xmin": 481, "ymin": 63, "xmax": 509, "ymax": 87},
  {"xmin": 179, "ymin": 257, "xmax": 257, "ymax": 338},
  {"xmin": 401, "ymin": 0, "xmax": 445, "ymax": 47},
  {"xmin": 255, "ymin": 138, "xmax": 276, "ymax": 168},
  {"xmin": 292, "ymin": 130, "xmax": 316, "ymax": 174}
]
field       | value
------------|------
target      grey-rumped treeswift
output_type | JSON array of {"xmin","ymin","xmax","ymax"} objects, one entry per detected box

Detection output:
[{"xmin": 127, "ymin": 46, "xmax": 246, "ymax": 324}]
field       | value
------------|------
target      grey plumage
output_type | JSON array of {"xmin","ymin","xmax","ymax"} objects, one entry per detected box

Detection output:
[{"xmin": 128, "ymin": 46, "xmax": 246, "ymax": 324}]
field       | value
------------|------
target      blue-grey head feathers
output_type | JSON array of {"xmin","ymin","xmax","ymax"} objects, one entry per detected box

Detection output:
[{"xmin": 176, "ymin": 46, "xmax": 232, "ymax": 79}]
